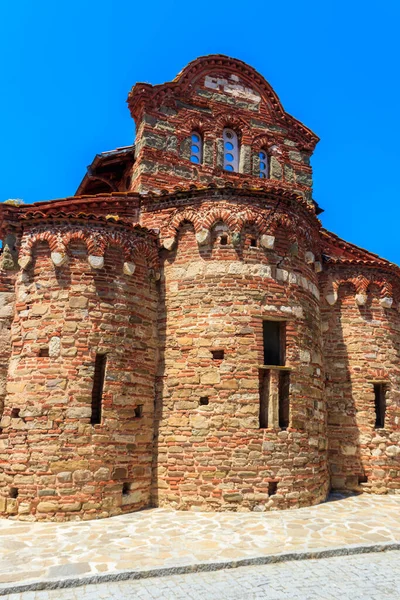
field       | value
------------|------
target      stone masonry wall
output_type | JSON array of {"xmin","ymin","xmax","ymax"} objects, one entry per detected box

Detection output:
[
  {"xmin": 142, "ymin": 196, "xmax": 329, "ymax": 511},
  {"xmin": 322, "ymin": 274, "xmax": 400, "ymax": 494},
  {"xmin": 0, "ymin": 224, "xmax": 158, "ymax": 520}
]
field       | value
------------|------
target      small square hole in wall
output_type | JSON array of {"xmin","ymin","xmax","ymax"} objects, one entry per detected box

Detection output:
[
  {"xmin": 200, "ymin": 397, "xmax": 209, "ymax": 406},
  {"xmin": 211, "ymin": 350, "xmax": 224, "ymax": 360},
  {"xmin": 122, "ymin": 483, "xmax": 131, "ymax": 496},
  {"xmin": 220, "ymin": 235, "xmax": 228, "ymax": 246},
  {"xmin": 268, "ymin": 481, "xmax": 278, "ymax": 496},
  {"xmin": 11, "ymin": 408, "xmax": 20, "ymax": 418},
  {"xmin": 9, "ymin": 487, "xmax": 18, "ymax": 499},
  {"xmin": 250, "ymin": 238, "xmax": 257, "ymax": 247},
  {"xmin": 358, "ymin": 475, "xmax": 368, "ymax": 484},
  {"xmin": 134, "ymin": 405, "xmax": 143, "ymax": 418},
  {"xmin": 39, "ymin": 347, "xmax": 49, "ymax": 357}
]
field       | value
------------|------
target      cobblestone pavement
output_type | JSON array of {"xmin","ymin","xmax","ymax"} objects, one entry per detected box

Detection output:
[
  {"xmin": 5, "ymin": 550, "xmax": 400, "ymax": 600},
  {"xmin": 1, "ymin": 493, "xmax": 400, "ymax": 589}
]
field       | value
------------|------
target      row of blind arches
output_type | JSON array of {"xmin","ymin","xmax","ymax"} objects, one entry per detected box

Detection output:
[{"xmin": 190, "ymin": 129, "xmax": 269, "ymax": 178}]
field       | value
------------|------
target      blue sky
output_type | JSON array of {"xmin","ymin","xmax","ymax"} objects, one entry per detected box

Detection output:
[{"xmin": 0, "ymin": 1, "xmax": 399, "ymax": 262}]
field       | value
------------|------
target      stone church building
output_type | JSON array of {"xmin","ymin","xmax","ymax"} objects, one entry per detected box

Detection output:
[{"xmin": 0, "ymin": 55, "xmax": 399, "ymax": 520}]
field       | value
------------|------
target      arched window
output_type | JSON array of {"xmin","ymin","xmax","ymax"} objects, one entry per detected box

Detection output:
[
  {"xmin": 190, "ymin": 132, "xmax": 202, "ymax": 164},
  {"xmin": 223, "ymin": 128, "xmax": 239, "ymax": 172},
  {"xmin": 259, "ymin": 150, "xmax": 269, "ymax": 178}
]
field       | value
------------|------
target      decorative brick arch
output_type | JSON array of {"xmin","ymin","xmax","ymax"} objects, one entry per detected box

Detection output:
[
  {"xmin": 367, "ymin": 278, "xmax": 393, "ymax": 299},
  {"xmin": 131, "ymin": 239, "xmax": 159, "ymax": 271},
  {"xmin": 251, "ymin": 134, "xmax": 281, "ymax": 154},
  {"xmin": 354, "ymin": 275, "xmax": 370, "ymax": 294},
  {"xmin": 332, "ymin": 277, "xmax": 358, "ymax": 295},
  {"xmin": 20, "ymin": 231, "xmax": 60, "ymax": 258},
  {"xmin": 269, "ymin": 213, "xmax": 299, "ymax": 244},
  {"xmin": 165, "ymin": 209, "xmax": 203, "ymax": 240},
  {"xmin": 86, "ymin": 231, "xmax": 107, "ymax": 257},
  {"xmin": 181, "ymin": 115, "xmax": 214, "ymax": 137},
  {"xmin": 62, "ymin": 229, "xmax": 91, "ymax": 254},
  {"xmin": 104, "ymin": 231, "xmax": 132, "ymax": 262},
  {"xmin": 239, "ymin": 209, "xmax": 269, "ymax": 235},
  {"xmin": 201, "ymin": 207, "xmax": 240, "ymax": 232},
  {"xmin": 214, "ymin": 113, "xmax": 252, "ymax": 144}
]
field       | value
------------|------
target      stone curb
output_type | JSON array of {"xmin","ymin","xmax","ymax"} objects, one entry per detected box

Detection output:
[{"xmin": 1, "ymin": 541, "xmax": 399, "ymax": 596}]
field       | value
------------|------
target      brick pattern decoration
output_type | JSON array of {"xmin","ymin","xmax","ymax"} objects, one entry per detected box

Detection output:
[
  {"xmin": 127, "ymin": 55, "xmax": 316, "ymax": 200},
  {"xmin": 0, "ymin": 55, "xmax": 399, "ymax": 520}
]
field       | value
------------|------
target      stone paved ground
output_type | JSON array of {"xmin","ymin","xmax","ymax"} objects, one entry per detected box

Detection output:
[
  {"xmin": 1, "ymin": 493, "xmax": 400, "ymax": 591},
  {"xmin": 5, "ymin": 551, "xmax": 400, "ymax": 599}
]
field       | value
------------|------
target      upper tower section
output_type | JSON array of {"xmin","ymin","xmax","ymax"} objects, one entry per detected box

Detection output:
[{"xmin": 127, "ymin": 55, "xmax": 319, "ymax": 200}]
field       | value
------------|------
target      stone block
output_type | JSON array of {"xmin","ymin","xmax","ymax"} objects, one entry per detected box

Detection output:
[
  {"xmin": 37, "ymin": 501, "xmax": 59, "ymax": 513},
  {"xmin": 88, "ymin": 255, "xmax": 104, "ymax": 269},
  {"xmin": 69, "ymin": 296, "xmax": 88, "ymax": 308}
]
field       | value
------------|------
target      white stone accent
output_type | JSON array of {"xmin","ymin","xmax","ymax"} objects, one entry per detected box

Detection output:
[
  {"xmin": 163, "ymin": 237, "xmax": 176, "ymax": 251},
  {"xmin": 314, "ymin": 261, "xmax": 322, "ymax": 273},
  {"xmin": 260, "ymin": 235, "xmax": 275, "ymax": 249},
  {"xmin": 325, "ymin": 292, "xmax": 338, "ymax": 306},
  {"xmin": 49, "ymin": 336, "xmax": 61, "ymax": 358},
  {"xmin": 276, "ymin": 269, "xmax": 288, "ymax": 282},
  {"xmin": 300, "ymin": 350, "xmax": 311, "ymax": 364},
  {"xmin": 18, "ymin": 255, "xmax": 32, "ymax": 270},
  {"xmin": 355, "ymin": 293, "xmax": 367, "ymax": 306},
  {"xmin": 196, "ymin": 229, "xmax": 210, "ymax": 246},
  {"xmin": 123, "ymin": 262, "xmax": 136, "ymax": 276},
  {"xmin": 51, "ymin": 252, "xmax": 68, "ymax": 267},
  {"xmin": 305, "ymin": 251, "xmax": 315, "ymax": 264},
  {"xmin": 380, "ymin": 296, "xmax": 393, "ymax": 309},
  {"xmin": 386, "ymin": 445, "xmax": 400, "ymax": 457},
  {"xmin": 88, "ymin": 255, "xmax": 104, "ymax": 269}
]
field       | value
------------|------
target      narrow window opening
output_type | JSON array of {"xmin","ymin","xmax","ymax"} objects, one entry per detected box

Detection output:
[
  {"xmin": 211, "ymin": 349, "xmax": 224, "ymax": 360},
  {"xmin": 220, "ymin": 235, "xmax": 228, "ymax": 246},
  {"xmin": 268, "ymin": 481, "xmax": 278, "ymax": 496},
  {"xmin": 279, "ymin": 371, "xmax": 290, "ymax": 430},
  {"xmin": 125, "ymin": 175, "xmax": 131, "ymax": 190},
  {"xmin": 259, "ymin": 150, "xmax": 269, "ymax": 179},
  {"xmin": 374, "ymin": 383, "xmax": 386, "ymax": 429},
  {"xmin": 122, "ymin": 482, "xmax": 131, "ymax": 496},
  {"xmin": 39, "ymin": 347, "xmax": 49, "ymax": 357},
  {"xmin": 190, "ymin": 132, "xmax": 203, "ymax": 164},
  {"xmin": 259, "ymin": 370, "xmax": 270, "ymax": 428},
  {"xmin": 358, "ymin": 475, "xmax": 368, "ymax": 484},
  {"xmin": 9, "ymin": 487, "xmax": 18, "ymax": 499},
  {"xmin": 11, "ymin": 408, "xmax": 20, "ymax": 418},
  {"xmin": 263, "ymin": 321, "xmax": 285, "ymax": 366},
  {"xmin": 91, "ymin": 353, "xmax": 107, "ymax": 425},
  {"xmin": 200, "ymin": 397, "xmax": 209, "ymax": 406},
  {"xmin": 250, "ymin": 238, "xmax": 257, "ymax": 247},
  {"xmin": 223, "ymin": 128, "xmax": 239, "ymax": 172},
  {"xmin": 134, "ymin": 404, "xmax": 144, "ymax": 418}
]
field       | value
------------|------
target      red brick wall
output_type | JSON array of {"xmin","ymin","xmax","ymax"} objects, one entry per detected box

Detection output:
[
  {"xmin": 322, "ymin": 276, "xmax": 400, "ymax": 493},
  {"xmin": 142, "ymin": 196, "xmax": 329, "ymax": 511},
  {"xmin": 128, "ymin": 56, "xmax": 316, "ymax": 201},
  {"xmin": 0, "ymin": 226, "xmax": 158, "ymax": 520}
]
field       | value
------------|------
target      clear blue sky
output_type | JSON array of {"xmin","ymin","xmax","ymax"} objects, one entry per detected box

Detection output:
[{"xmin": 0, "ymin": 1, "xmax": 399, "ymax": 261}]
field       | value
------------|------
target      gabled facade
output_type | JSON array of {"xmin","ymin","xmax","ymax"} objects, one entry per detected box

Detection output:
[{"xmin": 0, "ymin": 55, "xmax": 398, "ymax": 521}]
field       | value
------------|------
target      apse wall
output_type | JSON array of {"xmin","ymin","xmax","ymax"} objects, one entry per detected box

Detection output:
[
  {"xmin": 322, "ymin": 277, "xmax": 400, "ymax": 493},
  {"xmin": 0, "ymin": 223, "xmax": 158, "ymax": 520},
  {"xmin": 145, "ymin": 194, "xmax": 330, "ymax": 512}
]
